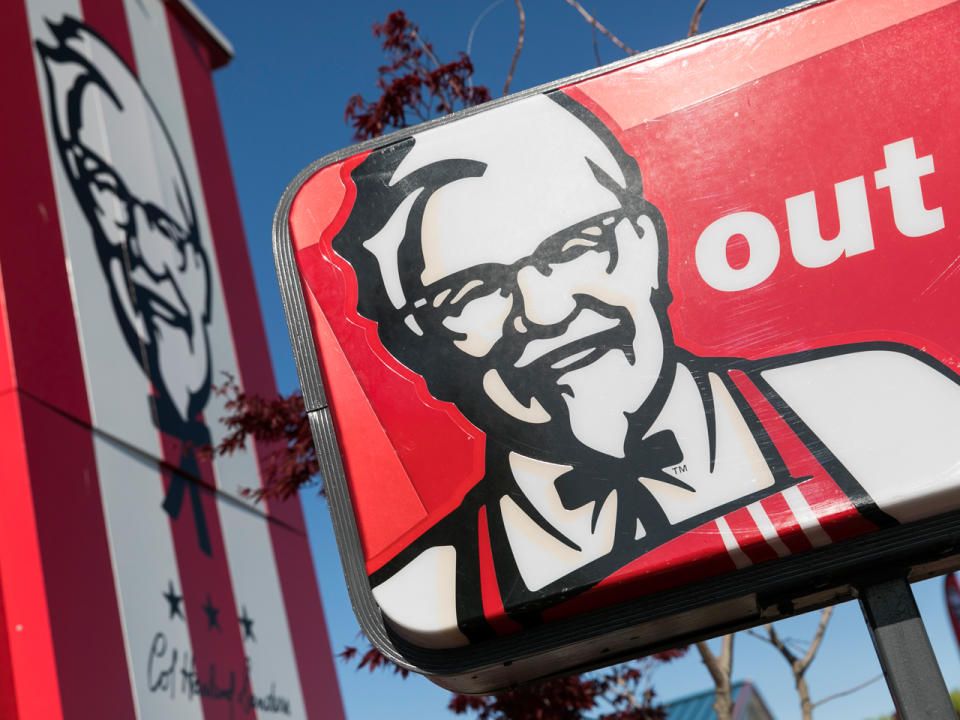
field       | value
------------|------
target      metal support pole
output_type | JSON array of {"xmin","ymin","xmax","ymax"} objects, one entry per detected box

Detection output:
[{"xmin": 858, "ymin": 576, "xmax": 955, "ymax": 720}]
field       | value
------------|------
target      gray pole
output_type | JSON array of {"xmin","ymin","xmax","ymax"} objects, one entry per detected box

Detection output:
[{"xmin": 858, "ymin": 576, "xmax": 955, "ymax": 720}]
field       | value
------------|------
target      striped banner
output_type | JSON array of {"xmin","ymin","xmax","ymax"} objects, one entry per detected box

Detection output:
[{"xmin": 0, "ymin": 1, "xmax": 345, "ymax": 718}]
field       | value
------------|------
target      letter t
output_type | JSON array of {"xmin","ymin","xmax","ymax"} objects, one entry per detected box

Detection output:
[{"xmin": 874, "ymin": 137, "xmax": 944, "ymax": 237}]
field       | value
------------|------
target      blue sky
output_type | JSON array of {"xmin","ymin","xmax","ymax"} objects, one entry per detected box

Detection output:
[{"xmin": 195, "ymin": 1, "xmax": 960, "ymax": 717}]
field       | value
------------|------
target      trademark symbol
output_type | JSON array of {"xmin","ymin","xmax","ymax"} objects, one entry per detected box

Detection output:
[{"xmin": 672, "ymin": 464, "xmax": 688, "ymax": 474}]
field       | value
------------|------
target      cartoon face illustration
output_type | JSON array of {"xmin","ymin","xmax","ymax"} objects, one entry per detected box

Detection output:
[
  {"xmin": 37, "ymin": 17, "xmax": 212, "ymax": 434},
  {"xmin": 315, "ymin": 88, "xmax": 960, "ymax": 649},
  {"xmin": 334, "ymin": 94, "xmax": 675, "ymax": 462}
]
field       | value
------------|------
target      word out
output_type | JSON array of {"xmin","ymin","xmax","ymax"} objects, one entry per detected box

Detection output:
[{"xmin": 695, "ymin": 137, "xmax": 945, "ymax": 291}]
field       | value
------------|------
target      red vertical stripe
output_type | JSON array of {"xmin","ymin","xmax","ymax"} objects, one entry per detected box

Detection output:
[
  {"xmin": 543, "ymin": 519, "xmax": 739, "ymax": 622},
  {"xmin": 758, "ymin": 494, "xmax": 813, "ymax": 555},
  {"xmin": 165, "ymin": 7, "xmax": 346, "ymax": 718},
  {"xmin": 1, "ymin": 3, "xmax": 136, "ymax": 717},
  {"xmin": 20, "ymin": 399, "xmax": 138, "ymax": 719},
  {"xmin": 0, "ymin": 572, "xmax": 20, "ymax": 720},
  {"xmin": 796, "ymin": 478, "xmax": 876, "ymax": 543},
  {"xmin": 160, "ymin": 435, "xmax": 255, "ymax": 720},
  {"xmin": 723, "ymin": 508, "xmax": 779, "ymax": 565},
  {"xmin": 0, "ymin": 393, "xmax": 59, "ymax": 720},
  {"xmin": 727, "ymin": 371, "xmax": 876, "ymax": 545},
  {"xmin": 79, "ymin": 0, "xmax": 137, "ymax": 72}
]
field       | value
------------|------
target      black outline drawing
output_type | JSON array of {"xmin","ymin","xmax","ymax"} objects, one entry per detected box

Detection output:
[
  {"xmin": 327, "ymin": 89, "xmax": 960, "ymax": 645},
  {"xmin": 37, "ymin": 17, "xmax": 215, "ymax": 555}
]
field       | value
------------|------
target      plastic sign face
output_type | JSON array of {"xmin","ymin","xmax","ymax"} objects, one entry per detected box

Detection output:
[{"xmin": 276, "ymin": 0, "xmax": 960, "ymax": 692}]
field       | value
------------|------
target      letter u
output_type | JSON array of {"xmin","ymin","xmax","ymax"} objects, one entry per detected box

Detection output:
[{"xmin": 786, "ymin": 176, "xmax": 874, "ymax": 268}]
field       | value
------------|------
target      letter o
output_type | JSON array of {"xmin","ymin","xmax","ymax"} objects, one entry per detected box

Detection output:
[{"xmin": 695, "ymin": 212, "xmax": 780, "ymax": 291}]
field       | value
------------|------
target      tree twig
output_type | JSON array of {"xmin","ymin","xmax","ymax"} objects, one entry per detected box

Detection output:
[
  {"xmin": 613, "ymin": 674, "xmax": 644, "ymax": 710},
  {"xmin": 410, "ymin": 29, "xmax": 441, "ymax": 69},
  {"xmin": 800, "ymin": 605, "xmax": 833, "ymax": 672},
  {"xmin": 467, "ymin": 0, "xmax": 505, "ymax": 57},
  {"xmin": 813, "ymin": 674, "xmax": 884, "ymax": 708},
  {"xmin": 764, "ymin": 623, "xmax": 798, "ymax": 665},
  {"xmin": 563, "ymin": 0, "xmax": 636, "ymax": 56},
  {"xmin": 503, "ymin": 0, "xmax": 525, "ymax": 95},
  {"xmin": 591, "ymin": 8, "xmax": 601, "ymax": 67},
  {"xmin": 750, "ymin": 609, "xmax": 834, "ymax": 720},
  {"xmin": 467, "ymin": 0, "xmax": 505, "ymax": 91},
  {"xmin": 696, "ymin": 637, "xmax": 735, "ymax": 720},
  {"xmin": 688, "ymin": 0, "xmax": 709, "ymax": 38}
]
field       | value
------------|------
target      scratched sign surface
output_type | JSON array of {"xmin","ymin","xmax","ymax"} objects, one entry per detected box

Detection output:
[{"xmin": 279, "ymin": 0, "xmax": 960, "ymax": 689}]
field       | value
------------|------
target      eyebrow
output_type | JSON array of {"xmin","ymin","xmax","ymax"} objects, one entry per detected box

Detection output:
[{"xmin": 402, "ymin": 209, "xmax": 627, "ymax": 315}]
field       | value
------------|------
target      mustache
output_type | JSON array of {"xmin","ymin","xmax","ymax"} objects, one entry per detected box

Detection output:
[{"xmin": 487, "ymin": 295, "xmax": 637, "ymax": 403}]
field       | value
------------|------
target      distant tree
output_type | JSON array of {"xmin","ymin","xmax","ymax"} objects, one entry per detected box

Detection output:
[{"xmin": 344, "ymin": 10, "xmax": 492, "ymax": 141}]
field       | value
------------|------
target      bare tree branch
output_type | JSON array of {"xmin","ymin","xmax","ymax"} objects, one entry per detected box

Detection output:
[
  {"xmin": 410, "ymin": 28, "xmax": 442, "ymax": 69},
  {"xmin": 696, "ymin": 637, "xmax": 735, "ymax": 720},
  {"xmin": 750, "ymin": 609, "xmax": 835, "ymax": 720},
  {"xmin": 591, "ymin": 9, "xmax": 601, "ymax": 67},
  {"xmin": 467, "ymin": 0, "xmax": 505, "ymax": 56},
  {"xmin": 613, "ymin": 674, "xmax": 645, "ymax": 710},
  {"xmin": 799, "ymin": 605, "xmax": 833, "ymax": 673},
  {"xmin": 813, "ymin": 674, "xmax": 884, "ymax": 708},
  {"xmin": 563, "ymin": 0, "xmax": 637, "ymax": 56},
  {"xmin": 503, "ymin": 0, "xmax": 525, "ymax": 95},
  {"xmin": 763, "ymin": 623, "xmax": 798, "ymax": 665},
  {"xmin": 688, "ymin": 0, "xmax": 709, "ymax": 38}
]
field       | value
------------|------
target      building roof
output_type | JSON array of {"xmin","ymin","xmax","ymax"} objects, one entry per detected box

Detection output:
[
  {"xmin": 663, "ymin": 680, "xmax": 775, "ymax": 720},
  {"xmin": 165, "ymin": 0, "xmax": 234, "ymax": 69}
]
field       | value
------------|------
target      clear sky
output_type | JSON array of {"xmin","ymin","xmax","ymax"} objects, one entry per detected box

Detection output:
[{"xmin": 194, "ymin": 1, "xmax": 960, "ymax": 718}]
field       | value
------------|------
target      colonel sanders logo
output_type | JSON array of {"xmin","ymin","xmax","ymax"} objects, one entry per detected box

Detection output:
[
  {"xmin": 37, "ymin": 18, "xmax": 214, "ymax": 553},
  {"xmin": 328, "ymin": 92, "xmax": 960, "ymax": 647}
]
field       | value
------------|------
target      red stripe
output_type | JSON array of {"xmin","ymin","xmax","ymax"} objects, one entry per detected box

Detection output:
[
  {"xmin": 796, "ymin": 477, "xmax": 876, "ymax": 542},
  {"xmin": 0, "ymin": 570, "xmax": 19, "ymax": 720},
  {"xmin": 723, "ymin": 507, "xmax": 779, "ymax": 565},
  {"xmin": 727, "ymin": 370, "xmax": 875, "ymax": 545},
  {"xmin": 160, "ymin": 435, "xmax": 255, "ymax": 720},
  {"xmin": 759, "ymin": 494, "xmax": 813, "ymax": 555},
  {"xmin": 79, "ymin": 0, "xmax": 137, "ymax": 73},
  {"xmin": 543, "ymin": 519, "xmax": 738, "ymax": 622},
  {"xmin": 477, "ymin": 507, "xmax": 523, "ymax": 636},
  {"xmin": 165, "ymin": 8, "xmax": 345, "ymax": 718},
  {"xmin": 0, "ymin": 393, "xmax": 59, "ymax": 720},
  {"xmin": 20, "ymin": 399, "xmax": 138, "ymax": 720},
  {"xmin": 1, "ymin": 4, "xmax": 136, "ymax": 717}
]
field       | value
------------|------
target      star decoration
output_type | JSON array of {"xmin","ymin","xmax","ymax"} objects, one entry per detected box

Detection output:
[
  {"xmin": 238, "ymin": 605, "xmax": 255, "ymax": 642},
  {"xmin": 202, "ymin": 594, "xmax": 220, "ymax": 632},
  {"xmin": 163, "ymin": 581, "xmax": 184, "ymax": 620}
]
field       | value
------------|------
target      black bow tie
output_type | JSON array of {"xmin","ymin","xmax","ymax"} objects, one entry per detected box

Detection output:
[{"xmin": 552, "ymin": 429, "xmax": 687, "ymax": 532}]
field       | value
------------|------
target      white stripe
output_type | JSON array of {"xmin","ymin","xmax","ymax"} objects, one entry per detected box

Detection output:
[
  {"xmin": 782, "ymin": 486, "xmax": 833, "ymax": 548},
  {"xmin": 122, "ymin": 2, "xmax": 309, "ymax": 715},
  {"xmin": 715, "ymin": 517, "xmax": 752, "ymax": 569},
  {"xmin": 93, "ymin": 436, "xmax": 204, "ymax": 720},
  {"xmin": 745, "ymin": 502, "xmax": 791, "ymax": 558}
]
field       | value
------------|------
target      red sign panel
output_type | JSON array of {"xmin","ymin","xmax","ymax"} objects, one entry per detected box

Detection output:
[{"xmin": 277, "ymin": 0, "xmax": 960, "ymax": 691}]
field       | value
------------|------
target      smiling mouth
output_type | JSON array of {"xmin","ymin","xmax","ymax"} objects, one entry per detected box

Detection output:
[{"xmin": 513, "ymin": 309, "xmax": 634, "ymax": 372}]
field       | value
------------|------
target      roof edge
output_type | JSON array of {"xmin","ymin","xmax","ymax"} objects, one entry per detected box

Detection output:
[{"xmin": 164, "ymin": 0, "xmax": 234, "ymax": 69}]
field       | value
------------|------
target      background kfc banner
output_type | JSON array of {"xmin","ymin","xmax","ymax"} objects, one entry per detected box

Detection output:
[{"xmin": 0, "ymin": 1, "xmax": 344, "ymax": 718}]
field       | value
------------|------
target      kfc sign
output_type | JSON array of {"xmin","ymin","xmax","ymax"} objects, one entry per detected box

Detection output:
[
  {"xmin": 697, "ymin": 136, "xmax": 943, "ymax": 291},
  {"xmin": 276, "ymin": 0, "xmax": 960, "ymax": 692}
]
